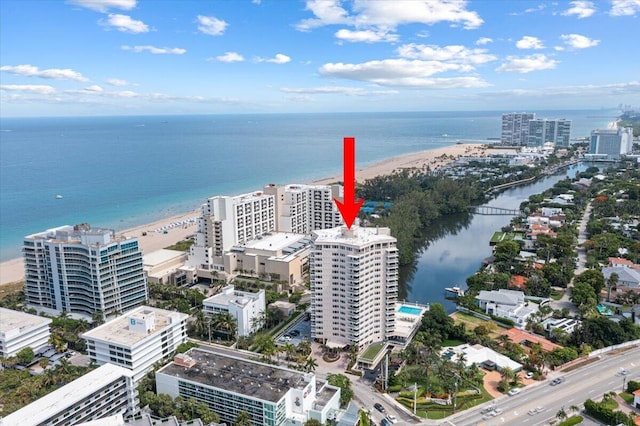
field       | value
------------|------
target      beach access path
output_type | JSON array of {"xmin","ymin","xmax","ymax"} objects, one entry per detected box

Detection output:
[{"xmin": 0, "ymin": 143, "xmax": 496, "ymax": 287}]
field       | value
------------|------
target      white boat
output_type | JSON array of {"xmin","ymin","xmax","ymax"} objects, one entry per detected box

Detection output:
[
  {"xmin": 444, "ymin": 286, "xmax": 465, "ymax": 296},
  {"xmin": 55, "ymin": 194, "xmax": 63, "ymax": 199}
]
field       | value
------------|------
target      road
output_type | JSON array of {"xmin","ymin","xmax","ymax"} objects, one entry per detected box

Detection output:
[{"xmin": 444, "ymin": 345, "xmax": 640, "ymax": 426}]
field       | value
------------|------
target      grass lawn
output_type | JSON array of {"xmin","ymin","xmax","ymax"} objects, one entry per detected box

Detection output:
[
  {"xmin": 452, "ymin": 312, "xmax": 489, "ymax": 327},
  {"xmin": 360, "ymin": 342, "xmax": 386, "ymax": 361},
  {"xmin": 620, "ymin": 392, "xmax": 634, "ymax": 404},
  {"xmin": 600, "ymin": 398, "xmax": 618, "ymax": 410},
  {"xmin": 442, "ymin": 339, "xmax": 465, "ymax": 347},
  {"xmin": 550, "ymin": 289, "xmax": 564, "ymax": 300}
]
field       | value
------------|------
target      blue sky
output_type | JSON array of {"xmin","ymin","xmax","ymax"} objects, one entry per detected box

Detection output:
[{"xmin": 1, "ymin": 0, "xmax": 639, "ymax": 116}]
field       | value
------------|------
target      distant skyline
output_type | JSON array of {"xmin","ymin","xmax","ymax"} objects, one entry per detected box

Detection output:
[{"xmin": 1, "ymin": 0, "xmax": 639, "ymax": 117}]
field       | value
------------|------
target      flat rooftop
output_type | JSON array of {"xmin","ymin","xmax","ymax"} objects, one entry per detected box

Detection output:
[
  {"xmin": 312, "ymin": 226, "xmax": 395, "ymax": 246},
  {"xmin": 143, "ymin": 249, "xmax": 187, "ymax": 267},
  {"xmin": 0, "ymin": 307, "xmax": 52, "ymax": 335},
  {"xmin": 82, "ymin": 306, "xmax": 188, "ymax": 347},
  {"xmin": 2, "ymin": 363, "xmax": 132, "ymax": 425},
  {"xmin": 243, "ymin": 232, "xmax": 307, "ymax": 252},
  {"xmin": 203, "ymin": 287, "xmax": 261, "ymax": 308},
  {"xmin": 157, "ymin": 348, "xmax": 309, "ymax": 403}
]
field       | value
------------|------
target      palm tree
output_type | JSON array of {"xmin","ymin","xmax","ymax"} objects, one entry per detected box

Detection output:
[
  {"xmin": 212, "ymin": 312, "xmax": 238, "ymax": 341},
  {"xmin": 556, "ymin": 408, "xmax": 567, "ymax": 422},
  {"xmin": 304, "ymin": 356, "xmax": 318, "ymax": 373},
  {"xmin": 606, "ymin": 272, "xmax": 619, "ymax": 302},
  {"xmin": 569, "ymin": 405, "xmax": 580, "ymax": 416},
  {"xmin": 39, "ymin": 357, "xmax": 50, "ymax": 369},
  {"xmin": 500, "ymin": 367, "xmax": 515, "ymax": 382},
  {"xmin": 235, "ymin": 410, "xmax": 252, "ymax": 426},
  {"xmin": 283, "ymin": 343, "xmax": 296, "ymax": 361}
]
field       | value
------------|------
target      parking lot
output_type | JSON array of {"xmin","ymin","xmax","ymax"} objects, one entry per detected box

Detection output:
[{"xmin": 276, "ymin": 313, "xmax": 311, "ymax": 346}]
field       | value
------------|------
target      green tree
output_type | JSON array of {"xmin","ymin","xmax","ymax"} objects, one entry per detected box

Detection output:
[
  {"xmin": 574, "ymin": 269, "xmax": 605, "ymax": 296},
  {"xmin": 327, "ymin": 374, "xmax": 354, "ymax": 408},
  {"xmin": 16, "ymin": 347, "xmax": 35, "ymax": 366},
  {"xmin": 304, "ymin": 419, "xmax": 322, "ymax": 426},
  {"xmin": 235, "ymin": 410, "xmax": 252, "ymax": 426},
  {"xmin": 606, "ymin": 272, "xmax": 619, "ymax": 302}
]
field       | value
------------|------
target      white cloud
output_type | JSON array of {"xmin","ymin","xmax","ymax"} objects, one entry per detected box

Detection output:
[
  {"xmin": 101, "ymin": 14, "xmax": 149, "ymax": 33},
  {"xmin": 560, "ymin": 33, "xmax": 600, "ymax": 49},
  {"xmin": 85, "ymin": 85, "xmax": 104, "ymax": 92},
  {"xmin": 416, "ymin": 30, "xmax": 430, "ymax": 38},
  {"xmin": 0, "ymin": 64, "xmax": 89, "ymax": 82},
  {"xmin": 318, "ymin": 59, "xmax": 490, "ymax": 88},
  {"xmin": 495, "ymin": 54, "xmax": 558, "ymax": 73},
  {"xmin": 67, "ymin": 0, "xmax": 136, "ymax": 12},
  {"xmin": 510, "ymin": 3, "xmax": 546, "ymax": 15},
  {"xmin": 562, "ymin": 1, "xmax": 596, "ymax": 18},
  {"xmin": 106, "ymin": 78, "xmax": 128, "ymax": 86},
  {"xmin": 121, "ymin": 45, "xmax": 186, "ymax": 55},
  {"xmin": 484, "ymin": 81, "xmax": 640, "ymax": 98},
  {"xmin": 296, "ymin": 0, "xmax": 483, "ymax": 32},
  {"xmin": 516, "ymin": 36, "xmax": 545, "ymax": 50},
  {"xmin": 0, "ymin": 84, "xmax": 56, "ymax": 95},
  {"xmin": 610, "ymin": 0, "xmax": 640, "ymax": 16},
  {"xmin": 196, "ymin": 15, "xmax": 228, "ymax": 36},
  {"xmin": 335, "ymin": 29, "xmax": 398, "ymax": 43},
  {"xmin": 256, "ymin": 53, "xmax": 291, "ymax": 64},
  {"xmin": 280, "ymin": 86, "xmax": 398, "ymax": 96},
  {"xmin": 214, "ymin": 52, "xmax": 245, "ymax": 63},
  {"xmin": 397, "ymin": 44, "xmax": 497, "ymax": 64},
  {"xmin": 296, "ymin": 0, "xmax": 351, "ymax": 31},
  {"xmin": 475, "ymin": 37, "xmax": 493, "ymax": 45}
]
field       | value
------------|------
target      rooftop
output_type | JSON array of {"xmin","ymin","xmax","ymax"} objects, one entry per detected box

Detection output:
[
  {"xmin": 143, "ymin": 249, "xmax": 187, "ymax": 267},
  {"xmin": 2, "ymin": 363, "xmax": 132, "ymax": 425},
  {"xmin": 312, "ymin": 226, "xmax": 395, "ymax": 246},
  {"xmin": 505, "ymin": 328, "xmax": 561, "ymax": 352},
  {"xmin": 0, "ymin": 307, "xmax": 52, "ymax": 336},
  {"xmin": 82, "ymin": 306, "xmax": 188, "ymax": 347},
  {"xmin": 203, "ymin": 285, "xmax": 262, "ymax": 308},
  {"xmin": 242, "ymin": 232, "xmax": 309, "ymax": 253},
  {"xmin": 157, "ymin": 348, "xmax": 310, "ymax": 403}
]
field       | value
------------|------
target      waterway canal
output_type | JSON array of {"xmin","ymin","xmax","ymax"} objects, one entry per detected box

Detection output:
[{"xmin": 400, "ymin": 163, "xmax": 594, "ymax": 312}]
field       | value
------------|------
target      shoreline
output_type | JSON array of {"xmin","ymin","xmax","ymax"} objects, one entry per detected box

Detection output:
[{"xmin": 0, "ymin": 142, "xmax": 490, "ymax": 287}]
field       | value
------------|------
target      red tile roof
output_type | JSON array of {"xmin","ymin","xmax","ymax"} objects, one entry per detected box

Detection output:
[
  {"xmin": 509, "ymin": 275, "xmax": 527, "ymax": 289},
  {"xmin": 505, "ymin": 328, "xmax": 561, "ymax": 352}
]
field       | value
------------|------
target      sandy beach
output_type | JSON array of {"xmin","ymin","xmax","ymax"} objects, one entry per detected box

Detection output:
[{"xmin": 0, "ymin": 143, "xmax": 489, "ymax": 287}]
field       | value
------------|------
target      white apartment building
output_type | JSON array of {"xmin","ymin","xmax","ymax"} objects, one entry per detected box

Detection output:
[
  {"xmin": 82, "ymin": 306, "xmax": 188, "ymax": 382},
  {"xmin": 589, "ymin": 127, "xmax": 634, "ymax": 158},
  {"xmin": 188, "ymin": 184, "xmax": 343, "ymax": 280},
  {"xmin": 501, "ymin": 112, "xmax": 535, "ymax": 145},
  {"xmin": 23, "ymin": 225, "xmax": 148, "ymax": 319},
  {"xmin": 527, "ymin": 118, "xmax": 572, "ymax": 147},
  {"xmin": 202, "ymin": 285, "xmax": 265, "ymax": 337},
  {"xmin": 0, "ymin": 307, "xmax": 51, "ymax": 357},
  {"xmin": 189, "ymin": 191, "xmax": 276, "ymax": 273},
  {"xmin": 310, "ymin": 226, "xmax": 398, "ymax": 349},
  {"xmin": 156, "ymin": 348, "xmax": 341, "ymax": 426},
  {"xmin": 2, "ymin": 363, "xmax": 138, "ymax": 426}
]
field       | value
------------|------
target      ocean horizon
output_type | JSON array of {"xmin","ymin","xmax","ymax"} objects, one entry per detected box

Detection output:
[{"xmin": 0, "ymin": 109, "xmax": 617, "ymax": 261}]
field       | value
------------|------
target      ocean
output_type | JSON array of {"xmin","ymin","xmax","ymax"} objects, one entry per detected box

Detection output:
[{"xmin": 0, "ymin": 110, "xmax": 616, "ymax": 261}]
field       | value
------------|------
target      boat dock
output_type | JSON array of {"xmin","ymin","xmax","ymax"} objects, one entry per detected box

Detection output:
[{"xmin": 445, "ymin": 286, "xmax": 465, "ymax": 297}]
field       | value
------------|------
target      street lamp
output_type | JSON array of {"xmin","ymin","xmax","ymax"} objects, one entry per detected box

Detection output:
[{"xmin": 413, "ymin": 382, "xmax": 418, "ymax": 415}]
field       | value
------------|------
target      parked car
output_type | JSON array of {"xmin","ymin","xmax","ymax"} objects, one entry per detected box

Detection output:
[
  {"xmin": 507, "ymin": 388, "xmax": 521, "ymax": 396},
  {"xmin": 385, "ymin": 415, "xmax": 397, "ymax": 424},
  {"xmin": 374, "ymin": 403, "xmax": 385, "ymax": 413},
  {"xmin": 290, "ymin": 330, "xmax": 300, "ymax": 336},
  {"xmin": 525, "ymin": 371, "xmax": 534, "ymax": 379}
]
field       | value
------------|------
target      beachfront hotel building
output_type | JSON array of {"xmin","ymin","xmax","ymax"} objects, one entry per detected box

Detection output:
[
  {"xmin": 155, "ymin": 348, "xmax": 341, "ymax": 426},
  {"xmin": 0, "ymin": 307, "xmax": 52, "ymax": 357},
  {"xmin": 309, "ymin": 226, "xmax": 398, "ymax": 349},
  {"xmin": 527, "ymin": 118, "xmax": 572, "ymax": 147},
  {"xmin": 2, "ymin": 363, "xmax": 138, "ymax": 426},
  {"xmin": 82, "ymin": 306, "xmax": 188, "ymax": 382},
  {"xmin": 202, "ymin": 285, "xmax": 265, "ymax": 337},
  {"xmin": 589, "ymin": 127, "xmax": 634, "ymax": 158},
  {"xmin": 188, "ymin": 184, "xmax": 343, "ymax": 280},
  {"xmin": 23, "ymin": 224, "xmax": 148, "ymax": 319},
  {"xmin": 501, "ymin": 112, "xmax": 535, "ymax": 145}
]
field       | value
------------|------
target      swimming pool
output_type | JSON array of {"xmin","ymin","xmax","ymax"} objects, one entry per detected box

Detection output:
[{"xmin": 398, "ymin": 305, "xmax": 422, "ymax": 315}]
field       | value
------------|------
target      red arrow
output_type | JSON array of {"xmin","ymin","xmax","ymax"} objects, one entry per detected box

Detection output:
[{"xmin": 334, "ymin": 136, "xmax": 364, "ymax": 229}]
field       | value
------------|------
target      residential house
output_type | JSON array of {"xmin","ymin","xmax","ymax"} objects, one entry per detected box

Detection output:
[
  {"xmin": 505, "ymin": 328, "xmax": 561, "ymax": 352},
  {"xmin": 441, "ymin": 344, "xmax": 522, "ymax": 372},
  {"xmin": 540, "ymin": 318, "xmax": 582, "ymax": 338},
  {"xmin": 476, "ymin": 289, "xmax": 538, "ymax": 327},
  {"xmin": 602, "ymin": 266, "xmax": 640, "ymax": 288}
]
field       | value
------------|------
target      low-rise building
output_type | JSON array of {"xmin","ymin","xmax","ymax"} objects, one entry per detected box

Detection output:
[
  {"xmin": 156, "ymin": 348, "xmax": 341, "ymax": 426},
  {"xmin": 441, "ymin": 344, "xmax": 522, "ymax": 372},
  {"xmin": 202, "ymin": 285, "xmax": 265, "ymax": 337},
  {"xmin": 634, "ymin": 389, "xmax": 640, "ymax": 409},
  {"xmin": 602, "ymin": 266, "xmax": 640, "ymax": 288},
  {"xmin": 476, "ymin": 290, "xmax": 538, "ymax": 327},
  {"xmin": 540, "ymin": 318, "xmax": 582, "ymax": 338},
  {"xmin": 0, "ymin": 307, "xmax": 52, "ymax": 357},
  {"xmin": 224, "ymin": 233, "xmax": 312, "ymax": 286},
  {"xmin": 82, "ymin": 306, "xmax": 188, "ymax": 382},
  {"xmin": 2, "ymin": 363, "xmax": 137, "ymax": 426},
  {"xmin": 142, "ymin": 249, "xmax": 190, "ymax": 286}
]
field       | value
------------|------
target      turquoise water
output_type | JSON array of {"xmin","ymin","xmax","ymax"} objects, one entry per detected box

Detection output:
[
  {"xmin": 398, "ymin": 305, "xmax": 423, "ymax": 315},
  {"xmin": 0, "ymin": 110, "xmax": 616, "ymax": 261}
]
